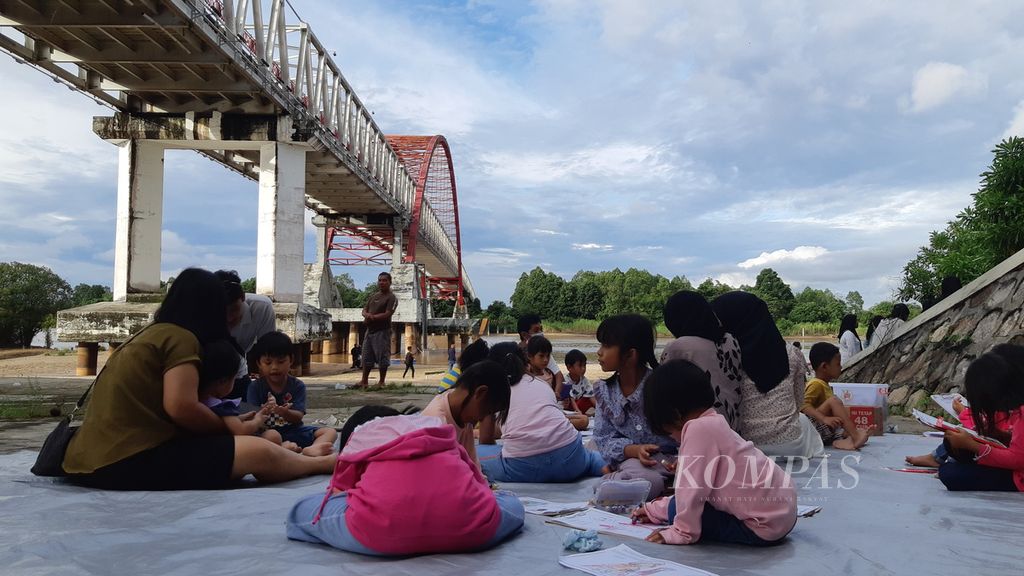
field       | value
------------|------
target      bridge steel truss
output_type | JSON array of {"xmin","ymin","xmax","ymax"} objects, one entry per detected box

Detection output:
[{"xmin": 0, "ymin": 0, "xmax": 469, "ymax": 294}]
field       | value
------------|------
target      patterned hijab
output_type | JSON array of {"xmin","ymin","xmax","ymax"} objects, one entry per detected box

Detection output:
[{"xmin": 711, "ymin": 291, "xmax": 789, "ymax": 394}]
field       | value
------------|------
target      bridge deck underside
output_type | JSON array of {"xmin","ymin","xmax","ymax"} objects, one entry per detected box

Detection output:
[{"xmin": 0, "ymin": 1, "xmax": 459, "ymax": 279}]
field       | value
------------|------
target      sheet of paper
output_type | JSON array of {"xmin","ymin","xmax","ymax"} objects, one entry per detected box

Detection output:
[
  {"xmin": 547, "ymin": 508, "xmax": 661, "ymax": 540},
  {"xmin": 518, "ymin": 497, "xmax": 590, "ymax": 516},
  {"xmin": 797, "ymin": 505, "xmax": 822, "ymax": 517},
  {"xmin": 559, "ymin": 543, "xmax": 719, "ymax": 576},
  {"xmin": 912, "ymin": 409, "xmax": 1006, "ymax": 448},
  {"xmin": 930, "ymin": 394, "xmax": 962, "ymax": 422}
]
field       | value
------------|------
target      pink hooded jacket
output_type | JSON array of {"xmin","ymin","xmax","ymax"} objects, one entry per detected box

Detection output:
[{"xmin": 314, "ymin": 415, "xmax": 501, "ymax": 555}]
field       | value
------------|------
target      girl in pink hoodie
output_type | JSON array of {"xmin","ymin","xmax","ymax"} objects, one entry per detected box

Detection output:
[
  {"xmin": 631, "ymin": 360, "xmax": 797, "ymax": 546},
  {"xmin": 286, "ymin": 406, "xmax": 524, "ymax": 556}
]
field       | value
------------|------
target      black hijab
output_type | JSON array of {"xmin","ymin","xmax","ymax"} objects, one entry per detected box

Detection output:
[
  {"xmin": 711, "ymin": 291, "xmax": 789, "ymax": 394},
  {"xmin": 663, "ymin": 291, "xmax": 725, "ymax": 342}
]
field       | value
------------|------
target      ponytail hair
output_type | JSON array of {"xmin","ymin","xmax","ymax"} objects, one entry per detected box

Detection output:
[
  {"xmin": 596, "ymin": 314, "xmax": 659, "ymax": 372},
  {"xmin": 486, "ymin": 342, "xmax": 526, "ymax": 425},
  {"xmin": 455, "ymin": 359, "xmax": 512, "ymax": 424},
  {"xmin": 487, "ymin": 341, "xmax": 527, "ymax": 386}
]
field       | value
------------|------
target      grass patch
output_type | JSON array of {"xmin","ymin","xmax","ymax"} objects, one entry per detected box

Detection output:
[{"xmin": 0, "ymin": 402, "xmax": 65, "ymax": 420}]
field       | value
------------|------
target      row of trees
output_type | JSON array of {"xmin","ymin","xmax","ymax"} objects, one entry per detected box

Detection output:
[
  {"xmin": 486, "ymin": 265, "xmax": 909, "ymax": 335},
  {"xmin": 898, "ymin": 137, "xmax": 1024, "ymax": 304},
  {"xmin": 0, "ymin": 262, "xmax": 112, "ymax": 347}
]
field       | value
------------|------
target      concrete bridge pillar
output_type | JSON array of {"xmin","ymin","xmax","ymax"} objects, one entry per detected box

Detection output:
[
  {"xmin": 348, "ymin": 323, "xmax": 360, "ymax": 352},
  {"xmin": 257, "ymin": 142, "xmax": 306, "ymax": 303},
  {"xmin": 113, "ymin": 139, "xmax": 165, "ymax": 300}
]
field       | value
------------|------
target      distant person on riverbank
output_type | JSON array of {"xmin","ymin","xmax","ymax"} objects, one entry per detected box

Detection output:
[
  {"xmin": 563, "ymin": 349, "xmax": 595, "ymax": 414},
  {"xmin": 437, "ymin": 339, "xmax": 489, "ymax": 393},
  {"xmin": 660, "ymin": 291, "xmax": 744, "ymax": 431},
  {"xmin": 712, "ymin": 291, "xmax": 824, "ymax": 459},
  {"xmin": 350, "ymin": 344, "xmax": 361, "ymax": 369},
  {"xmin": 215, "ymin": 270, "xmax": 276, "ymax": 399},
  {"xmin": 61, "ymin": 268, "xmax": 334, "ymax": 489},
  {"xmin": 838, "ymin": 314, "xmax": 862, "ymax": 366},
  {"xmin": 403, "ymin": 346, "xmax": 416, "ymax": 378},
  {"xmin": 593, "ymin": 314, "xmax": 676, "ymax": 498},
  {"xmin": 870, "ymin": 304, "xmax": 909, "ymax": 348},
  {"xmin": 517, "ymin": 314, "xmax": 564, "ymax": 394},
  {"xmin": 357, "ymin": 272, "xmax": 398, "ymax": 388},
  {"xmin": 802, "ymin": 342, "xmax": 870, "ymax": 451},
  {"xmin": 247, "ymin": 331, "xmax": 337, "ymax": 455}
]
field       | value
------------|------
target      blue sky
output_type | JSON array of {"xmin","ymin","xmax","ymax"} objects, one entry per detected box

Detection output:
[{"xmin": 2, "ymin": 0, "xmax": 1023, "ymax": 307}]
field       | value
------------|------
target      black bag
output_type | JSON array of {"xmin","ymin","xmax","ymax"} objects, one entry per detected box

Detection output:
[{"xmin": 30, "ymin": 379, "xmax": 95, "ymax": 477}]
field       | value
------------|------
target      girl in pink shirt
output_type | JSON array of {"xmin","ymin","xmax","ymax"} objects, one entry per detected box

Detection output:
[
  {"xmin": 939, "ymin": 344, "xmax": 1024, "ymax": 492},
  {"xmin": 421, "ymin": 360, "xmax": 513, "ymax": 467},
  {"xmin": 478, "ymin": 342, "xmax": 606, "ymax": 482},
  {"xmin": 631, "ymin": 360, "xmax": 797, "ymax": 546}
]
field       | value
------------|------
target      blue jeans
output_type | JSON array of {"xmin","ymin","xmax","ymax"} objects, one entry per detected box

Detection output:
[
  {"xmin": 286, "ymin": 490, "xmax": 525, "ymax": 555},
  {"xmin": 667, "ymin": 497, "xmax": 787, "ymax": 546},
  {"xmin": 938, "ymin": 459, "xmax": 1018, "ymax": 492},
  {"xmin": 931, "ymin": 443, "xmax": 949, "ymax": 464},
  {"xmin": 479, "ymin": 436, "xmax": 606, "ymax": 483}
]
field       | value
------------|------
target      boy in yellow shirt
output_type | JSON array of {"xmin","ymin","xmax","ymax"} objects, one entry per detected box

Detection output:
[{"xmin": 802, "ymin": 342, "xmax": 870, "ymax": 451}]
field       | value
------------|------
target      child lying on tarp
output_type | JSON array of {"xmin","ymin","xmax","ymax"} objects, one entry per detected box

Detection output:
[{"xmin": 286, "ymin": 405, "xmax": 525, "ymax": 556}]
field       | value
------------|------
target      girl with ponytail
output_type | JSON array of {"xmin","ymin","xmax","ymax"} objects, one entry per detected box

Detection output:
[
  {"xmin": 476, "ymin": 342, "xmax": 606, "ymax": 483},
  {"xmin": 592, "ymin": 314, "xmax": 677, "ymax": 498}
]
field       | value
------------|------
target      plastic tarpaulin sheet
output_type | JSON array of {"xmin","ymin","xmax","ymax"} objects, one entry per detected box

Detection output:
[{"xmin": 2, "ymin": 434, "xmax": 1023, "ymax": 575}]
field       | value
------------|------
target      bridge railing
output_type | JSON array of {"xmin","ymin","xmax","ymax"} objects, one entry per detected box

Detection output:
[
  {"xmin": 184, "ymin": 0, "xmax": 420, "ymax": 217},
  {"xmin": 187, "ymin": 0, "xmax": 458, "ymax": 276}
]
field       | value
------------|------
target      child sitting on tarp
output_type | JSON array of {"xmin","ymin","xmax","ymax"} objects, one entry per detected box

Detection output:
[
  {"xmin": 246, "ymin": 331, "xmax": 337, "ymax": 456},
  {"xmin": 937, "ymin": 344, "xmax": 1024, "ymax": 492},
  {"xmin": 907, "ymin": 395, "xmax": 1011, "ymax": 468},
  {"xmin": 286, "ymin": 406, "xmax": 525, "ymax": 556},
  {"xmin": 422, "ymin": 359, "xmax": 512, "ymax": 468},
  {"xmin": 198, "ymin": 339, "xmax": 304, "ymax": 451},
  {"xmin": 632, "ymin": 360, "xmax": 797, "ymax": 545},
  {"xmin": 801, "ymin": 342, "xmax": 870, "ymax": 451}
]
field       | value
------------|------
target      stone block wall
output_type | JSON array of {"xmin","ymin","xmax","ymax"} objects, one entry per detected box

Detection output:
[{"xmin": 842, "ymin": 248, "xmax": 1024, "ymax": 416}]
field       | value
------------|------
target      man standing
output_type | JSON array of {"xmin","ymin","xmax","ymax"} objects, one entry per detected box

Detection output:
[
  {"xmin": 357, "ymin": 272, "xmax": 399, "ymax": 387},
  {"xmin": 448, "ymin": 344, "xmax": 457, "ymax": 369}
]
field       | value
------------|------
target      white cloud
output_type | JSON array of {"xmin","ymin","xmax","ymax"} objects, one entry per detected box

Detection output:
[
  {"xmin": 738, "ymin": 246, "xmax": 829, "ymax": 269},
  {"xmin": 572, "ymin": 243, "xmax": 614, "ymax": 251},
  {"xmin": 463, "ymin": 247, "xmax": 529, "ymax": 269},
  {"xmin": 532, "ymin": 228, "xmax": 567, "ymax": 236},
  {"xmin": 1003, "ymin": 100, "xmax": 1024, "ymax": 139},
  {"xmin": 907, "ymin": 62, "xmax": 985, "ymax": 113},
  {"xmin": 480, "ymin": 143, "xmax": 685, "ymax": 186},
  {"xmin": 715, "ymin": 272, "xmax": 755, "ymax": 287}
]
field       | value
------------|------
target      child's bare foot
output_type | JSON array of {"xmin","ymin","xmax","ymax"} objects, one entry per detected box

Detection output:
[
  {"xmin": 302, "ymin": 443, "xmax": 335, "ymax": 457},
  {"xmin": 281, "ymin": 441, "xmax": 302, "ymax": 453},
  {"xmin": 853, "ymin": 428, "xmax": 872, "ymax": 449},
  {"xmin": 832, "ymin": 437, "xmax": 858, "ymax": 451},
  {"xmin": 906, "ymin": 453, "xmax": 940, "ymax": 468},
  {"xmin": 601, "ymin": 465, "xmax": 612, "ymax": 475}
]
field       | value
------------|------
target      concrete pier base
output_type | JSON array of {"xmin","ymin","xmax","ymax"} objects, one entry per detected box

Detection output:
[{"xmin": 76, "ymin": 343, "xmax": 99, "ymax": 377}]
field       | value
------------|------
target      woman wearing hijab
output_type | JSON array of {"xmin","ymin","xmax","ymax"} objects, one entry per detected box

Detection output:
[
  {"xmin": 660, "ymin": 291, "xmax": 746, "ymax": 431},
  {"xmin": 712, "ymin": 291, "xmax": 824, "ymax": 458}
]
